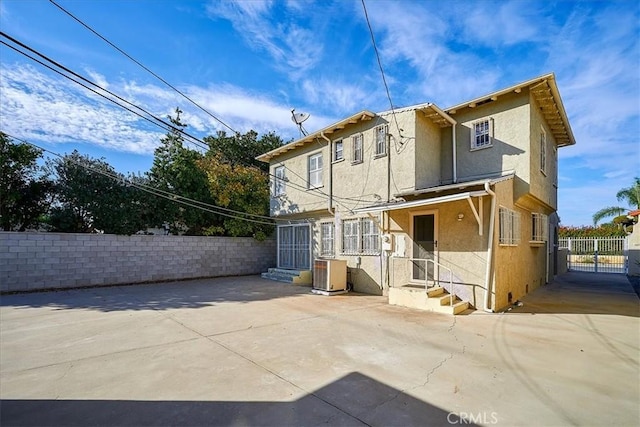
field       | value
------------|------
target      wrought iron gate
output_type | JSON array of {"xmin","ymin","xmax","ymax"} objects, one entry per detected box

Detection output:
[
  {"xmin": 559, "ymin": 237, "xmax": 628, "ymax": 273},
  {"xmin": 277, "ymin": 224, "xmax": 311, "ymax": 270}
]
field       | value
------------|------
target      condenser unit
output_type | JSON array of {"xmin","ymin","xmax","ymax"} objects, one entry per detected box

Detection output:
[{"xmin": 313, "ymin": 259, "xmax": 347, "ymax": 292}]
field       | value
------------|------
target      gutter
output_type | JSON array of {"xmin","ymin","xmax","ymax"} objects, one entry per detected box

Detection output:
[
  {"xmin": 483, "ymin": 181, "xmax": 496, "ymax": 312},
  {"xmin": 320, "ymin": 132, "xmax": 334, "ymax": 215}
]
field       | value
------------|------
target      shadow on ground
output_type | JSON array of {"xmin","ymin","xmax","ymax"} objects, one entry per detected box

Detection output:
[
  {"xmin": 0, "ymin": 276, "xmax": 314, "ymax": 312},
  {"xmin": 504, "ymin": 272, "xmax": 640, "ymax": 317},
  {"xmin": 0, "ymin": 372, "xmax": 472, "ymax": 427}
]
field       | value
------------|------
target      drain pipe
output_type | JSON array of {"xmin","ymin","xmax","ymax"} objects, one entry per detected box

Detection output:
[
  {"xmin": 483, "ymin": 181, "xmax": 496, "ymax": 313},
  {"xmin": 320, "ymin": 132, "xmax": 334, "ymax": 215}
]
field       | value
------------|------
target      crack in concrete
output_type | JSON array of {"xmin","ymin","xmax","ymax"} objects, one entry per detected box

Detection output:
[{"xmin": 368, "ymin": 316, "xmax": 467, "ymax": 417}]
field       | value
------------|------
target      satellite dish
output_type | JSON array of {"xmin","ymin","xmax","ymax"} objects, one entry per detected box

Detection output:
[{"xmin": 291, "ymin": 109, "xmax": 310, "ymax": 137}]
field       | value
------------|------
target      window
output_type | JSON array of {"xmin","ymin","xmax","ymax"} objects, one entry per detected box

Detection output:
[
  {"xmin": 361, "ymin": 218, "xmax": 379, "ymax": 254},
  {"xmin": 274, "ymin": 166, "xmax": 285, "ymax": 196},
  {"xmin": 341, "ymin": 218, "xmax": 380, "ymax": 255},
  {"xmin": 352, "ymin": 134, "xmax": 363, "ymax": 163},
  {"xmin": 471, "ymin": 118, "xmax": 493, "ymax": 150},
  {"xmin": 320, "ymin": 222, "xmax": 335, "ymax": 257},
  {"xmin": 540, "ymin": 127, "xmax": 547, "ymax": 175},
  {"xmin": 333, "ymin": 140, "xmax": 343, "ymax": 162},
  {"xmin": 308, "ymin": 153, "xmax": 323, "ymax": 188},
  {"xmin": 375, "ymin": 125, "xmax": 387, "ymax": 156},
  {"xmin": 531, "ymin": 213, "xmax": 548, "ymax": 243},
  {"xmin": 499, "ymin": 207, "xmax": 520, "ymax": 246}
]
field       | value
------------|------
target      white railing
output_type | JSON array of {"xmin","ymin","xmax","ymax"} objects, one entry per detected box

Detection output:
[
  {"xmin": 409, "ymin": 258, "xmax": 455, "ymax": 306},
  {"xmin": 558, "ymin": 237, "xmax": 628, "ymax": 273}
]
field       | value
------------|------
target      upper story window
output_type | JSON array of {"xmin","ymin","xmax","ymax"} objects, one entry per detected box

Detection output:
[
  {"xmin": 320, "ymin": 222, "xmax": 335, "ymax": 257},
  {"xmin": 375, "ymin": 125, "xmax": 387, "ymax": 157},
  {"xmin": 333, "ymin": 139, "xmax": 343, "ymax": 162},
  {"xmin": 499, "ymin": 206, "xmax": 520, "ymax": 246},
  {"xmin": 540, "ymin": 126, "xmax": 547, "ymax": 175},
  {"xmin": 308, "ymin": 153, "xmax": 323, "ymax": 189},
  {"xmin": 471, "ymin": 118, "xmax": 493, "ymax": 150},
  {"xmin": 352, "ymin": 134, "xmax": 363, "ymax": 164},
  {"xmin": 531, "ymin": 213, "xmax": 548, "ymax": 243},
  {"xmin": 274, "ymin": 165, "xmax": 286, "ymax": 196}
]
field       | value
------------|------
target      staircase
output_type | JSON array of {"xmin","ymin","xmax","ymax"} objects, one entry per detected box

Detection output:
[
  {"xmin": 261, "ymin": 268, "xmax": 312, "ymax": 285},
  {"xmin": 388, "ymin": 285, "xmax": 470, "ymax": 315}
]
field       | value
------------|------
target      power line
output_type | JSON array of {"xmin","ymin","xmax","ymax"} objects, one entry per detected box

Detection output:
[
  {"xmin": 1, "ymin": 32, "xmax": 378, "ymax": 214},
  {"xmin": 4, "ymin": 133, "xmax": 278, "ymax": 226},
  {"xmin": 0, "ymin": 33, "xmax": 210, "ymax": 152},
  {"xmin": 48, "ymin": 0, "xmax": 239, "ymax": 136},
  {"xmin": 361, "ymin": 0, "xmax": 403, "ymax": 140}
]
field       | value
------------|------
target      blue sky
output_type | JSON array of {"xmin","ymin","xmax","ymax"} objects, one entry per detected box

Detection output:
[{"xmin": 1, "ymin": 0, "xmax": 638, "ymax": 227}]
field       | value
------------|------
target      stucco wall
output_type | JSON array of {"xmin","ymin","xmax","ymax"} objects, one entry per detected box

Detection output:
[
  {"xmin": 492, "ymin": 179, "xmax": 548, "ymax": 311},
  {"xmin": 270, "ymin": 110, "xmax": 418, "ymax": 218},
  {"xmin": 449, "ymin": 91, "xmax": 530, "ymax": 188},
  {"xmin": 529, "ymin": 93, "xmax": 559, "ymax": 209},
  {"xmin": 0, "ymin": 232, "xmax": 276, "ymax": 293},
  {"xmin": 628, "ymin": 223, "xmax": 640, "ymax": 276}
]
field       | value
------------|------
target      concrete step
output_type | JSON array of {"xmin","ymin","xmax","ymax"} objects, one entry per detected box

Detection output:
[
  {"xmin": 261, "ymin": 268, "xmax": 312, "ymax": 285},
  {"xmin": 389, "ymin": 285, "xmax": 470, "ymax": 315}
]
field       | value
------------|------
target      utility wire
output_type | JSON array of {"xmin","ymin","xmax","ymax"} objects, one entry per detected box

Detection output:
[
  {"xmin": 1, "ymin": 33, "xmax": 378, "ymax": 212},
  {"xmin": 0, "ymin": 32, "xmax": 211, "ymax": 153},
  {"xmin": 361, "ymin": 0, "xmax": 403, "ymax": 140},
  {"xmin": 4, "ymin": 133, "xmax": 277, "ymax": 226},
  {"xmin": 48, "ymin": 0, "xmax": 239, "ymax": 136}
]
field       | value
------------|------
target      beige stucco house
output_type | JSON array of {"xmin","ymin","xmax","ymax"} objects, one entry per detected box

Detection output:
[{"xmin": 257, "ymin": 73, "xmax": 575, "ymax": 314}]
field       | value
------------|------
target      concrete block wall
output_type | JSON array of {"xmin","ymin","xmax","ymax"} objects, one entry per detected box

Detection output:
[{"xmin": 0, "ymin": 232, "xmax": 276, "ymax": 293}]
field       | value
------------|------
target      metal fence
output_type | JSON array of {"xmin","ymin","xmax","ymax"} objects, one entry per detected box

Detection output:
[{"xmin": 559, "ymin": 237, "xmax": 628, "ymax": 273}]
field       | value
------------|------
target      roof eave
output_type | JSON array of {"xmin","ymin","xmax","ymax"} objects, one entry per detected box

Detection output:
[{"xmin": 256, "ymin": 110, "xmax": 376, "ymax": 163}]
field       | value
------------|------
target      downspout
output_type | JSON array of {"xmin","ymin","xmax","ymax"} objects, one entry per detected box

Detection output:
[
  {"xmin": 483, "ymin": 181, "xmax": 496, "ymax": 312},
  {"xmin": 320, "ymin": 132, "xmax": 334, "ymax": 215},
  {"xmin": 452, "ymin": 123, "xmax": 457, "ymax": 184},
  {"xmin": 387, "ymin": 133, "xmax": 391, "ymax": 202}
]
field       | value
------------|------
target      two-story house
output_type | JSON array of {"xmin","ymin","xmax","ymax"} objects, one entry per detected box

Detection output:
[{"xmin": 257, "ymin": 73, "xmax": 575, "ymax": 314}]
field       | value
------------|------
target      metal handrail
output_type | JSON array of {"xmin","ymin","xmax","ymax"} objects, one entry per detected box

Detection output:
[{"xmin": 409, "ymin": 258, "xmax": 455, "ymax": 306}]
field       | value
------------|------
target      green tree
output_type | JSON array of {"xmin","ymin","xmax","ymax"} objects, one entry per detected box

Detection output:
[
  {"xmin": 203, "ymin": 130, "xmax": 285, "ymax": 172},
  {"xmin": 0, "ymin": 132, "xmax": 53, "ymax": 231},
  {"xmin": 592, "ymin": 177, "xmax": 640, "ymax": 225},
  {"xmin": 147, "ymin": 108, "xmax": 219, "ymax": 235},
  {"xmin": 198, "ymin": 153, "xmax": 273, "ymax": 240},
  {"xmin": 47, "ymin": 151, "xmax": 150, "ymax": 235}
]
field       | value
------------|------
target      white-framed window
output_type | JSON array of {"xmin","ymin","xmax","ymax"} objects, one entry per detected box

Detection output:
[
  {"xmin": 499, "ymin": 207, "xmax": 520, "ymax": 246},
  {"xmin": 352, "ymin": 134, "xmax": 363, "ymax": 164},
  {"xmin": 341, "ymin": 217, "xmax": 380, "ymax": 255},
  {"xmin": 320, "ymin": 222, "xmax": 335, "ymax": 257},
  {"xmin": 375, "ymin": 125, "xmax": 387, "ymax": 156},
  {"xmin": 470, "ymin": 118, "xmax": 493, "ymax": 150},
  {"xmin": 308, "ymin": 152, "xmax": 323, "ymax": 189},
  {"xmin": 274, "ymin": 166, "xmax": 285, "ymax": 196},
  {"xmin": 531, "ymin": 213, "xmax": 548, "ymax": 243},
  {"xmin": 333, "ymin": 139, "xmax": 343, "ymax": 162},
  {"xmin": 361, "ymin": 218, "xmax": 379, "ymax": 254},
  {"xmin": 540, "ymin": 126, "xmax": 547, "ymax": 175}
]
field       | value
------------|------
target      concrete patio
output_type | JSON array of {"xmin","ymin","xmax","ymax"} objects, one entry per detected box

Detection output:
[{"xmin": 1, "ymin": 272, "xmax": 638, "ymax": 426}]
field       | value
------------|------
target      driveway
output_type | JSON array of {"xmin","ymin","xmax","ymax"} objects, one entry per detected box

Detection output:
[{"xmin": 1, "ymin": 273, "xmax": 638, "ymax": 426}]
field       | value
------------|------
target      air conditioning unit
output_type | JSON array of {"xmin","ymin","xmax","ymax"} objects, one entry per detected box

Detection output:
[{"xmin": 313, "ymin": 259, "xmax": 347, "ymax": 292}]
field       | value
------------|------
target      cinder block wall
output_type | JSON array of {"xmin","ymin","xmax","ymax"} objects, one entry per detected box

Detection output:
[{"xmin": 0, "ymin": 232, "xmax": 276, "ymax": 293}]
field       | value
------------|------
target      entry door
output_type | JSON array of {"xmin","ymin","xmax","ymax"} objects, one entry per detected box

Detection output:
[
  {"xmin": 412, "ymin": 214, "xmax": 437, "ymax": 282},
  {"xmin": 277, "ymin": 224, "xmax": 311, "ymax": 270}
]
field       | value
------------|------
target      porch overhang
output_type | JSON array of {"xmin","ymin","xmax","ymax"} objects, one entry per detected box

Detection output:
[{"xmin": 354, "ymin": 190, "xmax": 488, "ymax": 235}]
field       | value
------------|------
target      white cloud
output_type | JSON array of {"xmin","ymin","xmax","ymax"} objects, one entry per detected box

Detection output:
[
  {"xmin": 0, "ymin": 62, "xmax": 336, "ymax": 156},
  {"xmin": 206, "ymin": 0, "xmax": 323, "ymax": 79}
]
